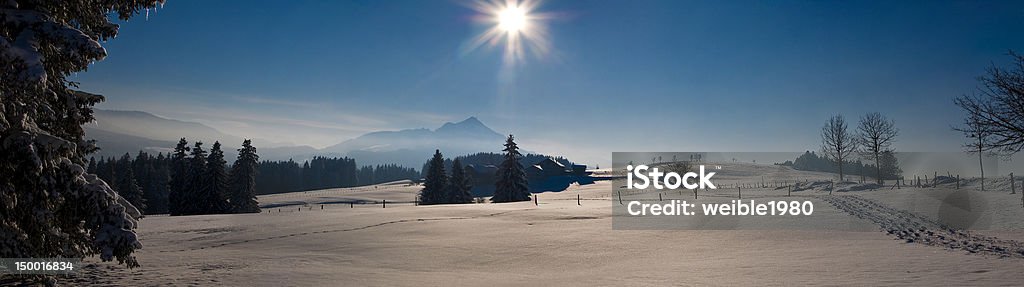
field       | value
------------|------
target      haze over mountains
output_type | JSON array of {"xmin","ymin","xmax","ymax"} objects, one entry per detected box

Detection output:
[{"xmin": 86, "ymin": 109, "xmax": 509, "ymax": 168}]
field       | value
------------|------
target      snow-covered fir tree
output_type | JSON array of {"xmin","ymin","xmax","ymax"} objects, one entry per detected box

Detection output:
[
  {"xmin": 229, "ymin": 140, "xmax": 261, "ymax": 213},
  {"xmin": 0, "ymin": 1, "xmax": 163, "ymax": 279},
  {"xmin": 419, "ymin": 149, "xmax": 449, "ymax": 205},
  {"xmin": 447, "ymin": 158, "xmax": 474, "ymax": 204},
  {"xmin": 492, "ymin": 135, "xmax": 531, "ymax": 203},
  {"xmin": 116, "ymin": 153, "xmax": 146, "ymax": 214}
]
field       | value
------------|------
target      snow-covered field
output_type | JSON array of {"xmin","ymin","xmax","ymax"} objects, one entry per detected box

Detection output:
[{"xmin": 70, "ymin": 164, "xmax": 1024, "ymax": 286}]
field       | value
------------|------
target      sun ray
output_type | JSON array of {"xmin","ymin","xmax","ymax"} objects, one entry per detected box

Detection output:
[{"xmin": 463, "ymin": 0, "xmax": 551, "ymax": 67}]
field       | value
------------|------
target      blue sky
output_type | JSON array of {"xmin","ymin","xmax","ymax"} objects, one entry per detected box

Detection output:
[{"xmin": 73, "ymin": 0, "xmax": 1024, "ymax": 166}]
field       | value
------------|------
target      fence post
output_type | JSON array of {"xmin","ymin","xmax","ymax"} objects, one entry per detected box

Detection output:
[
  {"xmin": 829, "ymin": 180, "xmax": 833, "ymax": 195},
  {"xmin": 578, "ymin": 194, "xmax": 581, "ymax": 206},
  {"xmin": 956, "ymin": 175, "xmax": 959, "ymax": 189},
  {"xmin": 1012, "ymin": 173, "xmax": 1016, "ymax": 194},
  {"xmin": 738, "ymin": 186, "xmax": 742, "ymax": 199},
  {"xmin": 383, "ymin": 200, "xmax": 386, "ymax": 208},
  {"xmin": 788, "ymin": 184, "xmax": 791, "ymax": 197},
  {"xmin": 659, "ymin": 193, "xmax": 663, "ymax": 201},
  {"xmin": 534, "ymin": 195, "xmax": 538, "ymax": 206},
  {"xmin": 618, "ymin": 191, "xmax": 623, "ymax": 205}
]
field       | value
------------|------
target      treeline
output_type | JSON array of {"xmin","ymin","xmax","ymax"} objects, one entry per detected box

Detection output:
[
  {"xmin": 778, "ymin": 151, "xmax": 901, "ymax": 180},
  {"xmin": 91, "ymin": 139, "xmax": 262, "ymax": 216},
  {"xmin": 421, "ymin": 152, "xmax": 572, "ymax": 177},
  {"xmin": 89, "ymin": 152, "xmax": 168, "ymax": 215},
  {"xmin": 255, "ymin": 158, "xmax": 418, "ymax": 195},
  {"xmin": 167, "ymin": 139, "xmax": 260, "ymax": 215},
  {"xmin": 420, "ymin": 135, "xmax": 532, "ymax": 205}
]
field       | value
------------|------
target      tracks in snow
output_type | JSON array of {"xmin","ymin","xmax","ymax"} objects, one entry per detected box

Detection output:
[
  {"xmin": 158, "ymin": 209, "xmax": 529, "ymax": 253},
  {"xmin": 823, "ymin": 194, "xmax": 1024, "ymax": 259}
]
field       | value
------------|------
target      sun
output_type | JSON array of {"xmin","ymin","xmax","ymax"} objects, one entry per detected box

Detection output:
[
  {"xmin": 498, "ymin": 6, "xmax": 528, "ymax": 32},
  {"xmin": 463, "ymin": 0, "xmax": 552, "ymax": 66}
]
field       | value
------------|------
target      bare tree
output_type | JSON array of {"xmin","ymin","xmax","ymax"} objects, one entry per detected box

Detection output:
[
  {"xmin": 961, "ymin": 112, "xmax": 994, "ymax": 190},
  {"xmin": 953, "ymin": 52, "xmax": 1024, "ymax": 190},
  {"xmin": 954, "ymin": 51, "xmax": 1024, "ymax": 155},
  {"xmin": 821, "ymin": 115, "xmax": 858, "ymax": 181},
  {"xmin": 857, "ymin": 112, "xmax": 898, "ymax": 184}
]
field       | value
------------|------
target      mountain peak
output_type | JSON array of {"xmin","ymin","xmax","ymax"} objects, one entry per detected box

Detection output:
[{"xmin": 435, "ymin": 116, "xmax": 496, "ymax": 135}]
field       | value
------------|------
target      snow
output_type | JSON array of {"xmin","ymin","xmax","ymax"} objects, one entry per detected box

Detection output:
[{"xmin": 65, "ymin": 163, "xmax": 1024, "ymax": 285}]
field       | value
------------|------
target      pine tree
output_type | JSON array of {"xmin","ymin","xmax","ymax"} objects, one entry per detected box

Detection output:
[
  {"xmin": 419, "ymin": 149, "xmax": 448, "ymax": 205},
  {"xmin": 87, "ymin": 157, "xmax": 97, "ymax": 174},
  {"xmin": 182, "ymin": 142, "xmax": 208, "ymax": 215},
  {"xmin": 203, "ymin": 142, "xmax": 230, "ymax": 214},
  {"xmin": 447, "ymin": 158, "xmax": 474, "ymax": 204},
  {"xmin": 168, "ymin": 138, "xmax": 190, "ymax": 216},
  {"xmin": 493, "ymin": 134, "xmax": 530, "ymax": 203},
  {"xmin": 229, "ymin": 140, "xmax": 261, "ymax": 213},
  {"xmin": 116, "ymin": 153, "xmax": 146, "ymax": 214},
  {"xmin": 145, "ymin": 153, "xmax": 171, "ymax": 214},
  {"xmin": 0, "ymin": 1, "xmax": 160, "ymax": 273}
]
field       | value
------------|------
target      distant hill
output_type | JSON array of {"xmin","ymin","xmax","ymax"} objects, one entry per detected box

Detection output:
[
  {"xmin": 88, "ymin": 109, "xmax": 241, "ymax": 144},
  {"xmin": 84, "ymin": 110, "xmax": 515, "ymax": 169},
  {"xmin": 321, "ymin": 116, "xmax": 508, "ymax": 168}
]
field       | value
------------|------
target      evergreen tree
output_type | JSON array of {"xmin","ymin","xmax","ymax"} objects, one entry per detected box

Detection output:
[
  {"xmin": 0, "ymin": 0, "xmax": 160, "ymax": 273},
  {"xmin": 115, "ymin": 153, "xmax": 146, "ymax": 214},
  {"xmin": 87, "ymin": 157, "xmax": 97, "ymax": 174},
  {"xmin": 203, "ymin": 142, "xmax": 230, "ymax": 214},
  {"xmin": 447, "ymin": 158, "xmax": 474, "ymax": 204},
  {"xmin": 182, "ymin": 142, "xmax": 208, "ymax": 215},
  {"xmin": 229, "ymin": 140, "xmax": 261, "ymax": 213},
  {"xmin": 419, "ymin": 149, "xmax": 448, "ymax": 205},
  {"xmin": 145, "ymin": 153, "xmax": 171, "ymax": 214},
  {"xmin": 168, "ymin": 138, "xmax": 190, "ymax": 216},
  {"xmin": 493, "ymin": 134, "xmax": 530, "ymax": 203}
]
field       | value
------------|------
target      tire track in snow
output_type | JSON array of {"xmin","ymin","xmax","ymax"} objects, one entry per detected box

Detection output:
[{"xmin": 823, "ymin": 195, "xmax": 1024, "ymax": 259}]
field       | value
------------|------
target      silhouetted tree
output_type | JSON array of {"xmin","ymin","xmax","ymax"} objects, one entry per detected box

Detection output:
[
  {"xmin": 420, "ymin": 150, "xmax": 448, "ymax": 205},
  {"xmin": 447, "ymin": 158, "xmax": 474, "ymax": 204},
  {"xmin": 168, "ymin": 138, "xmax": 190, "ymax": 215},
  {"xmin": 878, "ymin": 150, "xmax": 902, "ymax": 180},
  {"xmin": 87, "ymin": 157, "xmax": 97, "ymax": 174},
  {"xmin": 115, "ymin": 153, "xmax": 145, "ymax": 215},
  {"xmin": 493, "ymin": 135, "xmax": 530, "ymax": 202},
  {"xmin": 181, "ymin": 142, "xmax": 208, "ymax": 215},
  {"xmin": 821, "ymin": 115, "xmax": 858, "ymax": 181},
  {"xmin": 229, "ymin": 140, "xmax": 261, "ymax": 213},
  {"xmin": 145, "ymin": 153, "xmax": 171, "ymax": 214},
  {"xmin": 203, "ymin": 142, "xmax": 230, "ymax": 214},
  {"xmin": 961, "ymin": 113, "xmax": 994, "ymax": 190},
  {"xmin": 857, "ymin": 112, "xmax": 898, "ymax": 184},
  {"xmin": 955, "ymin": 52, "xmax": 1024, "ymax": 156}
]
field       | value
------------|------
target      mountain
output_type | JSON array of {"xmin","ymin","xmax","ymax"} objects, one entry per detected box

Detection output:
[
  {"xmin": 85, "ymin": 110, "xmax": 507, "ymax": 169},
  {"xmin": 88, "ymin": 109, "xmax": 241, "ymax": 145},
  {"xmin": 322, "ymin": 116, "xmax": 507, "ymax": 168},
  {"xmin": 85, "ymin": 109, "xmax": 317, "ymax": 161}
]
